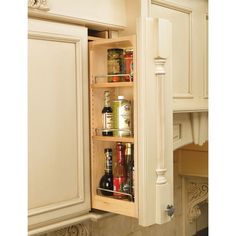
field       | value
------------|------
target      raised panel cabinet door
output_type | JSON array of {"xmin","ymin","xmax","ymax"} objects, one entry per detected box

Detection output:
[
  {"xmin": 151, "ymin": 0, "xmax": 208, "ymax": 112},
  {"xmin": 28, "ymin": 19, "xmax": 90, "ymax": 229}
]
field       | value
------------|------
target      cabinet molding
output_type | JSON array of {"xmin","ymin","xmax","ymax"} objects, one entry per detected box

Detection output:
[
  {"xmin": 203, "ymin": 13, "xmax": 208, "ymax": 99},
  {"xmin": 28, "ymin": 0, "xmax": 50, "ymax": 11},
  {"xmin": 151, "ymin": 0, "xmax": 192, "ymax": 14}
]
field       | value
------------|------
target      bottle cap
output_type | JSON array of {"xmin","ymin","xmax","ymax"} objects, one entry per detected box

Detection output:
[
  {"xmin": 118, "ymin": 95, "xmax": 124, "ymax": 100},
  {"xmin": 104, "ymin": 148, "xmax": 112, "ymax": 153},
  {"xmin": 126, "ymin": 143, "xmax": 132, "ymax": 148}
]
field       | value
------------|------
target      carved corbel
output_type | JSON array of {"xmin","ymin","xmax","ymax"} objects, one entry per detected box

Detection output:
[
  {"xmin": 190, "ymin": 112, "xmax": 208, "ymax": 145},
  {"xmin": 28, "ymin": 0, "xmax": 50, "ymax": 11},
  {"xmin": 54, "ymin": 223, "xmax": 89, "ymax": 236},
  {"xmin": 187, "ymin": 182, "xmax": 208, "ymax": 223}
]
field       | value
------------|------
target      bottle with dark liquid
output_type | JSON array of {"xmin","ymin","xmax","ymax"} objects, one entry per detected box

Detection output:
[
  {"xmin": 99, "ymin": 148, "xmax": 113, "ymax": 196},
  {"xmin": 102, "ymin": 91, "xmax": 113, "ymax": 136},
  {"xmin": 113, "ymin": 143, "xmax": 126, "ymax": 199},
  {"xmin": 123, "ymin": 143, "xmax": 134, "ymax": 200}
]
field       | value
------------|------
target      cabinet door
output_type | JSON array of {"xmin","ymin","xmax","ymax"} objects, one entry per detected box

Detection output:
[
  {"xmin": 137, "ymin": 17, "xmax": 173, "ymax": 226},
  {"xmin": 150, "ymin": 0, "xmax": 208, "ymax": 112},
  {"xmin": 28, "ymin": 19, "xmax": 90, "ymax": 229}
]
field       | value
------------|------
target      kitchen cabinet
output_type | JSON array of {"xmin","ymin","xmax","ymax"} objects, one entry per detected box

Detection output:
[
  {"xmin": 28, "ymin": 19, "xmax": 90, "ymax": 229},
  {"xmin": 28, "ymin": 0, "xmax": 209, "ymax": 234},
  {"xmin": 28, "ymin": 0, "xmax": 127, "ymax": 31},
  {"xmin": 28, "ymin": 15, "xmax": 174, "ymax": 232},
  {"xmin": 150, "ymin": 0, "xmax": 208, "ymax": 112}
]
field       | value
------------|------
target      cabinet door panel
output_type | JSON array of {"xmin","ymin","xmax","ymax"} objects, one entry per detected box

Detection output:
[
  {"xmin": 29, "ymin": 38, "xmax": 80, "ymax": 209},
  {"xmin": 28, "ymin": 19, "xmax": 90, "ymax": 229},
  {"xmin": 151, "ymin": 0, "xmax": 208, "ymax": 111},
  {"xmin": 151, "ymin": 4, "xmax": 191, "ymax": 98}
]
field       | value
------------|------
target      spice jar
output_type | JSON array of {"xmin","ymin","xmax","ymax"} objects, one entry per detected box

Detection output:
[
  {"xmin": 107, "ymin": 48, "xmax": 124, "ymax": 82},
  {"xmin": 124, "ymin": 49, "xmax": 133, "ymax": 81}
]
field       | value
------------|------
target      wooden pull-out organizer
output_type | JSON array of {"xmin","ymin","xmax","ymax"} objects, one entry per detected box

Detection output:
[{"xmin": 89, "ymin": 36, "xmax": 138, "ymax": 218}]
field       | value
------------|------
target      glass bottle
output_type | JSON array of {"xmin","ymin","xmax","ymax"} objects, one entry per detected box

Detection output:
[
  {"xmin": 113, "ymin": 142, "xmax": 126, "ymax": 198},
  {"xmin": 123, "ymin": 143, "xmax": 134, "ymax": 200},
  {"xmin": 99, "ymin": 148, "xmax": 113, "ymax": 196},
  {"xmin": 102, "ymin": 91, "xmax": 113, "ymax": 136}
]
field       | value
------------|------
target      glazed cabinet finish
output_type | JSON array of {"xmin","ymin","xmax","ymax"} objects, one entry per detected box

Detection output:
[
  {"xmin": 28, "ymin": 19, "xmax": 90, "ymax": 229},
  {"xmin": 150, "ymin": 0, "xmax": 208, "ymax": 112}
]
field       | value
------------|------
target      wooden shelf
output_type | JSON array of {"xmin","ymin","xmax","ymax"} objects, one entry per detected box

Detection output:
[
  {"xmin": 91, "ymin": 82, "xmax": 133, "ymax": 88},
  {"xmin": 89, "ymin": 35, "xmax": 135, "ymax": 48},
  {"xmin": 92, "ymin": 135, "xmax": 134, "ymax": 143},
  {"xmin": 92, "ymin": 195, "xmax": 136, "ymax": 218}
]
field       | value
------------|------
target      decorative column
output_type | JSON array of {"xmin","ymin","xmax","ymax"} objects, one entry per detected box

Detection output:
[
  {"xmin": 137, "ymin": 17, "xmax": 173, "ymax": 226},
  {"xmin": 155, "ymin": 57, "xmax": 167, "ymax": 187},
  {"xmin": 153, "ymin": 18, "xmax": 174, "ymax": 224}
]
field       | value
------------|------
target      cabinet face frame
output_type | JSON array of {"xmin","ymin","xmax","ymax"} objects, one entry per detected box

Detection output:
[
  {"xmin": 136, "ymin": 17, "xmax": 173, "ymax": 226},
  {"xmin": 28, "ymin": 19, "xmax": 90, "ymax": 229}
]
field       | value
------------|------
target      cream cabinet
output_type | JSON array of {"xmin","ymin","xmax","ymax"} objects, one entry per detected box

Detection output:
[
  {"xmin": 150, "ymin": 0, "xmax": 208, "ymax": 112},
  {"xmin": 28, "ymin": 16, "xmax": 174, "ymax": 233},
  {"xmin": 28, "ymin": 0, "xmax": 127, "ymax": 30},
  {"xmin": 28, "ymin": 19, "xmax": 90, "ymax": 230}
]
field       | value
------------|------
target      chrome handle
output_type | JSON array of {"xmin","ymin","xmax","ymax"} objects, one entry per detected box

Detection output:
[{"xmin": 165, "ymin": 205, "xmax": 175, "ymax": 217}]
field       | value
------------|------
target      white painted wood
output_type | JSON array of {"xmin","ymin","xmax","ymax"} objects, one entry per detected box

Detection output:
[
  {"xmin": 137, "ymin": 17, "xmax": 173, "ymax": 226},
  {"xmin": 150, "ymin": 0, "xmax": 208, "ymax": 112},
  {"xmin": 28, "ymin": 212, "xmax": 113, "ymax": 235},
  {"xmin": 173, "ymin": 113, "xmax": 193, "ymax": 150},
  {"xmin": 190, "ymin": 112, "xmax": 208, "ymax": 145},
  {"xmin": 28, "ymin": 19, "xmax": 90, "ymax": 229},
  {"xmin": 29, "ymin": 0, "xmax": 127, "ymax": 29}
]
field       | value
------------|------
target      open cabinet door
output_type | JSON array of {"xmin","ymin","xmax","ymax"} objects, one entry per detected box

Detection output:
[{"xmin": 137, "ymin": 17, "xmax": 173, "ymax": 226}]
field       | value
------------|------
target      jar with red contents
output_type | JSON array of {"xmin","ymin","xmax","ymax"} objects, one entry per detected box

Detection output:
[{"xmin": 124, "ymin": 49, "xmax": 133, "ymax": 81}]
